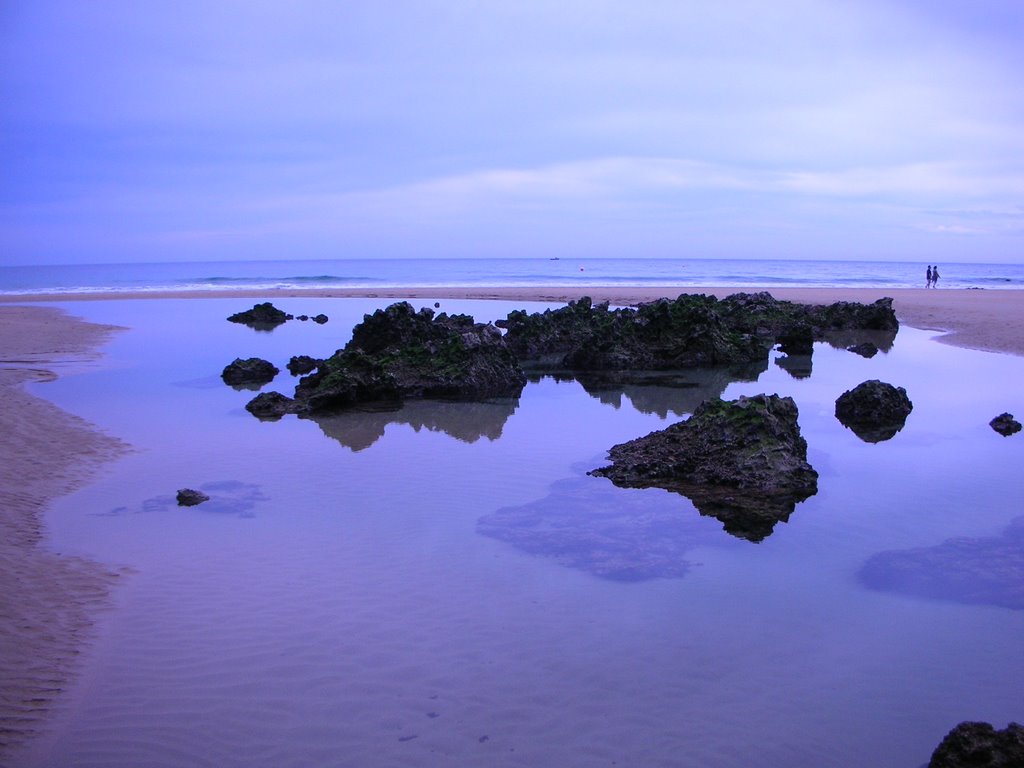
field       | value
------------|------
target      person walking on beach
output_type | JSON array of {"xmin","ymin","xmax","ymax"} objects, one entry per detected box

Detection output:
[
  {"xmin": 926, "ymin": 265, "xmax": 933, "ymax": 287},
  {"xmin": 932, "ymin": 265, "xmax": 940, "ymax": 288}
]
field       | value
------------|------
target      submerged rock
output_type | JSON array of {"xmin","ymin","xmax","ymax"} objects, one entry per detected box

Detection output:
[
  {"xmin": 227, "ymin": 302, "xmax": 293, "ymax": 329},
  {"xmin": 835, "ymin": 379, "xmax": 912, "ymax": 442},
  {"xmin": 221, "ymin": 357, "xmax": 279, "ymax": 386},
  {"xmin": 989, "ymin": 413, "xmax": 1022, "ymax": 436},
  {"xmin": 176, "ymin": 488, "xmax": 210, "ymax": 506},
  {"xmin": 590, "ymin": 394, "xmax": 818, "ymax": 541},
  {"xmin": 252, "ymin": 302, "xmax": 526, "ymax": 415},
  {"xmin": 860, "ymin": 516, "xmax": 1024, "ymax": 611},
  {"xmin": 928, "ymin": 721, "xmax": 1024, "ymax": 768}
]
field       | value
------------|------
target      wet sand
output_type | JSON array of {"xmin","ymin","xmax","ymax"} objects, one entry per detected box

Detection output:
[
  {"xmin": 1, "ymin": 285, "xmax": 1021, "ymax": 760},
  {"xmin": 5, "ymin": 286, "xmax": 1023, "ymax": 355},
  {"xmin": 0, "ymin": 307, "xmax": 128, "ymax": 760}
]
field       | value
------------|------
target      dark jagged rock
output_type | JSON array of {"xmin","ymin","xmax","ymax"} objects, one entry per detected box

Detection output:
[
  {"xmin": 590, "ymin": 394, "xmax": 818, "ymax": 541},
  {"xmin": 221, "ymin": 357, "xmax": 279, "ymax": 386},
  {"xmin": 227, "ymin": 302, "xmax": 293, "ymax": 329},
  {"xmin": 718, "ymin": 293, "xmax": 898, "ymax": 336},
  {"xmin": 287, "ymin": 355, "xmax": 323, "ymax": 376},
  {"xmin": 835, "ymin": 379, "xmax": 913, "ymax": 442},
  {"xmin": 777, "ymin": 321, "xmax": 814, "ymax": 355},
  {"xmin": 266, "ymin": 302, "xmax": 525, "ymax": 415},
  {"xmin": 847, "ymin": 342, "xmax": 879, "ymax": 358},
  {"xmin": 990, "ymin": 413, "xmax": 1022, "ymax": 436},
  {"xmin": 312, "ymin": 313, "xmax": 329, "ymax": 324},
  {"xmin": 176, "ymin": 488, "xmax": 210, "ymax": 507},
  {"xmin": 500, "ymin": 295, "xmax": 772, "ymax": 370},
  {"xmin": 498, "ymin": 293, "xmax": 898, "ymax": 375},
  {"xmin": 245, "ymin": 391, "xmax": 297, "ymax": 421},
  {"xmin": 929, "ymin": 721, "xmax": 1024, "ymax": 768}
]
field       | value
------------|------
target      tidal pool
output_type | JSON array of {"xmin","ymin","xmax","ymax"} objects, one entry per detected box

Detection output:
[{"xmin": 19, "ymin": 297, "xmax": 1024, "ymax": 768}]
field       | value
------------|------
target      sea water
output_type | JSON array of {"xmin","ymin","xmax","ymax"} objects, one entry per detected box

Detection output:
[
  {"xmin": 15, "ymin": 297, "xmax": 1024, "ymax": 768},
  {"xmin": 2, "ymin": 257, "xmax": 1024, "ymax": 295}
]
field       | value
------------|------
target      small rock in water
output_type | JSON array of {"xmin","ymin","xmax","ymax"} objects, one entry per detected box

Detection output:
[
  {"xmin": 176, "ymin": 488, "xmax": 210, "ymax": 506},
  {"xmin": 928, "ymin": 721, "xmax": 1024, "ymax": 767},
  {"xmin": 990, "ymin": 413, "xmax": 1022, "ymax": 437}
]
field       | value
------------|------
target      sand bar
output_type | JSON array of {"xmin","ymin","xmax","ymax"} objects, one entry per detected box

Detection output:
[
  {"xmin": 0, "ymin": 307, "xmax": 127, "ymax": 761},
  {"xmin": 4, "ymin": 286, "xmax": 1023, "ymax": 356}
]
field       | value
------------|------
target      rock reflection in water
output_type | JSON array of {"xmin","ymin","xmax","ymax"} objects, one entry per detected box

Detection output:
[
  {"xmin": 775, "ymin": 353, "xmax": 813, "ymax": 380},
  {"xmin": 822, "ymin": 328, "xmax": 897, "ymax": 353},
  {"xmin": 539, "ymin": 361, "xmax": 768, "ymax": 418},
  {"xmin": 859, "ymin": 516, "xmax": 1024, "ymax": 610},
  {"xmin": 477, "ymin": 477, "xmax": 724, "ymax": 581},
  {"xmin": 306, "ymin": 397, "xmax": 519, "ymax": 452}
]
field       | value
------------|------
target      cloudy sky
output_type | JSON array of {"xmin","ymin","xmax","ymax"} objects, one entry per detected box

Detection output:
[{"xmin": 2, "ymin": 1, "xmax": 1023, "ymax": 265}]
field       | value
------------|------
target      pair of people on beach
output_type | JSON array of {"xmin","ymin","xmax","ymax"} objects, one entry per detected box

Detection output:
[{"xmin": 926, "ymin": 265, "xmax": 940, "ymax": 288}]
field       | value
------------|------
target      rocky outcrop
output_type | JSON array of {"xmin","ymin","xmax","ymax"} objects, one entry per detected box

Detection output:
[
  {"xmin": 590, "ymin": 394, "xmax": 818, "ymax": 541},
  {"xmin": 929, "ymin": 721, "xmax": 1024, "ymax": 768},
  {"xmin": 245, "ymin": 391, "xmax": 296, "ymax": 421},
  {"xmin": 835, "ymin": 380, "xmax": 913, "ymax": 442},
  {"xmin": 227, "ymin": 302, "xmax": 293, "ymax": 329},
  {"xmin": 498, "ymin": 293, "xmax": 898, "ymax": 374},
  {"xmin": 287, "ymin": 355, "xmax": 323, "ymax": 376},
  {"xmin": 990, "ymin": 413, "xmax": 1022, "ymax": 436},
  {"xmin": 500, "ymin": 295, "xmax": 772, "ymax": 370},
  {"xmin": 221, "ymin": 357, "xmax": 279, "ymax": 386},
  {"xmin": 176, "ymin": 488, "xmax": 210, "ymax": 506},
  {"xmin": 249, "ymin": 302, "xmax": 526, "ymax": 416}
]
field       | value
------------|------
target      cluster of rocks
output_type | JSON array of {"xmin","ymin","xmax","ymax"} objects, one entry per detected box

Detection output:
[
  {"xmin": 228, "ymin": 302, "xmax": 328, "ymax": 330},
  {"xmin": 496, "ymin": 292, "xmax": 898, "ymax": 372},
  {"xmin": 246, "ymin": 302, "xmax": 526, "ymax": 419}
]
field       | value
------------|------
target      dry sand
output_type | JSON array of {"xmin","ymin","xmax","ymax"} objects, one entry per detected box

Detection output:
[
  {"xmin": 0, "ymin": 306, "xmax": 128, "ymax": 760},
  {"xmin": 5, "ymin": 286, "xmax": 1023, "ymax": 355},
  {"xmin": 0, "ymin": 285, "xmax": 1020, "ymax": 759}
]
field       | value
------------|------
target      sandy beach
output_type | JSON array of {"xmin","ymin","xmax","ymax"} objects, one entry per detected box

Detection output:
[
  {"xmin": 1, "ymin": 286, "xmax": 1022, "ymax": 764},
  {"xmin": 4, "ymin": 286, "xmax": 1023, "ymax": 356},
  {"xmin": 0, "ymin": 307, "xmax": 128, "ymax": 759}
]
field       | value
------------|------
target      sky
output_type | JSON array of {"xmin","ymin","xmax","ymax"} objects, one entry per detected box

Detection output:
[{"xmin": 2, "ymin": 1, "xmax": 1023, "ymax": 265}]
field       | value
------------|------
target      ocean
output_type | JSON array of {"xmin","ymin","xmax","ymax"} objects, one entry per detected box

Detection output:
[{"xmin": 2, "ymin": 257, "xmax": 1023, "ymax": 295}]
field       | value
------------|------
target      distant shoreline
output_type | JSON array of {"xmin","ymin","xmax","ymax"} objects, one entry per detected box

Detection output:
[{"xmin": 4, "ymin": 285, "xmax": 1023, "ymax": 356}]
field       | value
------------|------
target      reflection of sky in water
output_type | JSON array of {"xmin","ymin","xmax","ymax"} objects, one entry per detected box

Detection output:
[{"xmin": 23, "ymin": 298, "xmax": 1024, "ymax": 768}]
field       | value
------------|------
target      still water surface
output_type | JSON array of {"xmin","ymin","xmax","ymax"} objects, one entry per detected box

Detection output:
[{"xmin": 20, "ymin": 298, "xmax": 1024, "ymax": 768}]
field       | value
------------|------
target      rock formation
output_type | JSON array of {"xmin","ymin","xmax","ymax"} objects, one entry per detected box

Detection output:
[
  {"xmin": 928, "ymin": 721, "xmax": 1024, "ymax": 768},
  {"xmin": 835, "ymin": 379, "xmax": 913, "ymax": 442},
  {"xmin": 287, "ymin": 355, "xmax": 323, "ymax": 376},
  {"xmin": 590, "ymin": 394, "xmax": 819, "ymax": 541},
  {"xmin": 498, "ymin": 293, "xmax": 898, "ymax": 375},
  {"xmin": 248, "ymin": 302, "xmax": 526, "ymax": 416},
  {"xmin": 227, "ymin": 302, "xmax": 293, "ymax": 329},
  {"xmin": 176, "ymin": 488, "xmax": 210, "ymax": 506},
  {"xmin": 990, "ymin": 413, "xmax": 1022, "ymax": 436},
  {"xmin": 221, "ymin": 357, "xmax": 279, "ymax": 386}
]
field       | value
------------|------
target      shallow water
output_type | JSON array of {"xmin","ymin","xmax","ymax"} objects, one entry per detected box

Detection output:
[{"xmin": 18, "ymin": 298, "xmax": 1024, "ymax": 768}]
